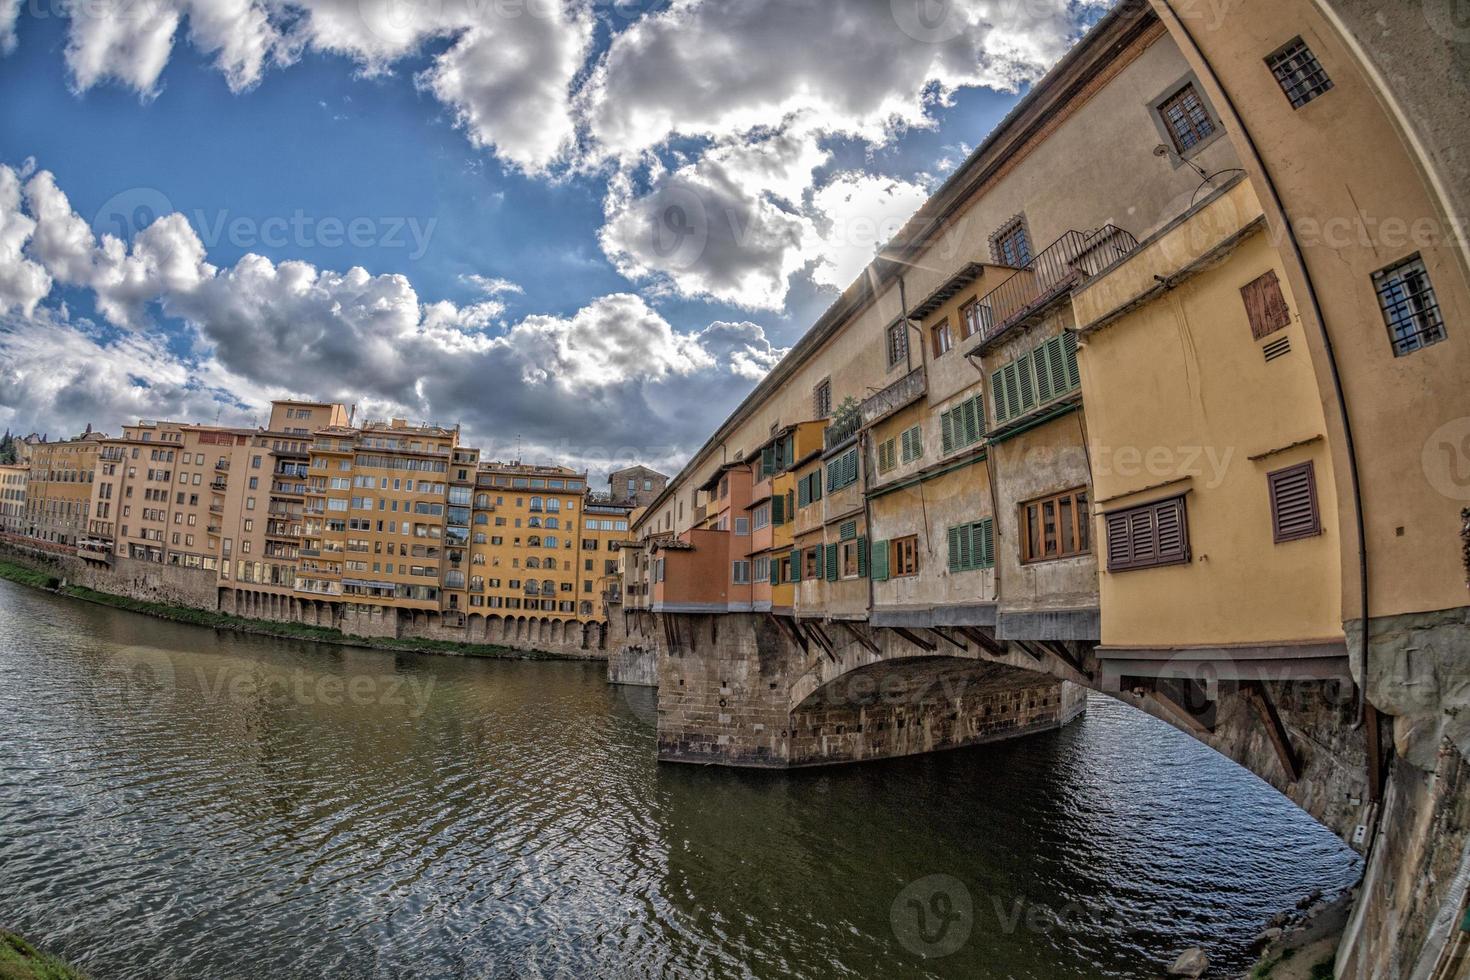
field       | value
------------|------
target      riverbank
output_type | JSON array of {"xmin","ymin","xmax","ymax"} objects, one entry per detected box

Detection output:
[
  {"xmin": 0, "ymin": 558, "xmax": 579, "ymax": 663},
  {"xmin": 1244, "ymin": 888, "xmax": 1353, "ymax": 979},
  {"xmin": 0, "ymin": 930, "xmax": 85, "ymax": 980}
]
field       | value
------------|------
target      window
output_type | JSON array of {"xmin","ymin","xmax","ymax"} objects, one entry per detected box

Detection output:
[
  {"xmin": 1374, "ymin": 254, "xmax": 1446, "ymax": 356},
  {"xmin": 840, "ymin": 538, "xmax": 860, "ymax": 578},
  {"xmin": 940, "ymin": 395, "xmax": 985, "ymax": 454},
  {"xmin": 900, "ymin": 425, "xmax": 923, "ymax": 464},
  {"xmin": 1268, "ymin": 462, "xmax": 1322, "ymax": 543},
  {"xmin": 734, "ymin": 517, "xmax": 750, "ymax": 536},
  {"xmin": 732, "ymin": 560, "xmax": 751, "ymax": 584},
  {"xmin": 813, "ymin": 378, "xmax": 832, "ymax": 418},
  {"xmin": 991, "ymin": 332, "xmax": 1079, "ymax": 425},
  {"xmin": 753, "ymin": 504, "xmax": 770, "ymax": 530},
  {"xmin": 797, "ymin": 470, "xmax": 823, "ymax": 508},
  {"xmin": 1158, "ymin": 82, "xmax": 1216, "ymax": 154},
  {"xmin": 803, "ymin": 548, "xmax": 820, "ymax": 579},
  {"xmin": 1020, "ymin": 488, "xmax": 1090, "ymax": 563},
  {"xmin": 891, "ymin": 535, "xmax": 919, "ymax": 577},
  {"xmin": 1240, "ymin": 270, "xmax": 1292, "ymax": 340},
  {"xmin": 959, "ymin": 299, "xmax": 991, "ymax": 340},
  {"xmin": 1266, "ymin": 37, "xmax": 1332, "ymax": 109},
  {"xmin": 946, "ymin": 519, "xmax": 994, "ymax": 572},
  {"xmin": 877, "ymin": 438, "xmax": 897, "ymax": 474},
  {"xmin": 826, "ymin": 449, "xmax": 858, "ymax": 492},
  {"xmin": 753, "ymin": 556, "xmax": 769, "ymax": 583},
  {"xmin": 991, "ymin": 217, "xmax": 1031, "ymax": 267},
  {"xmin": 931, "ymin": 319, "xmax": 953, "ymax": 357},
  {"xmin": 1105, "ymin": 497, "xmax": 1189, "ymax": 571},
  {"xmin": 886, "ymin": 320, "xmax": 909, "ymax": 368}
]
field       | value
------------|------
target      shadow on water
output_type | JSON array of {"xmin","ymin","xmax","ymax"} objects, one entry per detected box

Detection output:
[{"xmin": 0, "ymin": 580, "xmax": 1359, "ymax": 978}]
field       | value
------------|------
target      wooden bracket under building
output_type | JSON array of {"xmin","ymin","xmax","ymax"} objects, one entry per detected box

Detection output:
[
  {"xmin": 928, "ymin": 627, "xmax": 968, "ymax": 651},
  {"xmin": 803, "ymin": 621, "xmax": 837, "ymax": 662},
  {"xmin": 839, "ymin": 620, "xmax": 882, "ymax": 655},
  {"xmin": 891, "ymin": 627, "xmax": 938, "ymax": 652},
  {"xmin": 1242, "ymin": 680, "xmax": 1301, "ymax": 783},
  {"xmin": 959, "ymin": 626, "xmax": 1008, "ymax": 658},
  {"xmin": 767, "ymin": 612, "xmax": 808, "ymax": 654},
  {"xmin": 1040, "ymin": 640, "xmax": 1084, "ymax": 674}
]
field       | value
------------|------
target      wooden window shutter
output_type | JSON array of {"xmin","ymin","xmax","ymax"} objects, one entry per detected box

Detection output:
[
  {"xmin": 789, "ymin": 548, "xmax": 802, "ymax": 581},
  {"xmin": 961, "ymin": 396, "xmax": 982, "ymax": 445},
  {"xmin": 1017, "ymin": 356, "xmax": 1036, "ymax": 412},
  {"xmin": 1268, "ymin": 462, "xmax": 1321, "ymax": 542},
  {"xmin": 826, "ymin": 542, "xmax": 839, "ymax": 581},
  {"xmin": 840, "ymin": 520, "xmax": 858, "ymax": 541},
  {"xmin": 1033, "ymin": 340, "xmax": 1055, "ymax": 403},
  {"xmin": 1241, "ymin": 270, "xmax": 1292, "ymax": 340},
  {"xmin": 976, "ymin": 518, "xmax": 994, "ymax": 569},
  {"xmin": 771, "ymin": 493, "xmax": 784, "ymax": 525},
  {"xmin": 870, "ymin": 539, "xmax": 889, "ymax": 581},
  {"xmin": 1105, "ymin": 496, "xmax": 1190, "ymax": 571},
  {"xmin": 769, "ymin": 557, "xmax": 780, "ymax": 584},
  {"xmin": 1062, "ymin": 330, "xmax": 1080, "ymax": 390},
  {"xmin": 857, "ymin": 536, "xmax": 869, "ymax": 576},
  {"xmin": 797, "ymin": 478, "xmax": 810, "ymax": 508},
  {"xmin": 947, "ymin": 525, "xmax": 963, "ymax": 572},
  {"xmin": 1004, "ymin": 363, "xmax": 1022, "ymax": 419},
  {"xmin": 990, "ymin": 369, "xmax": 1009, "ymax": 425},
  {"xmin": 941, "ymin": 410, "xmax": 955, "ymax": 453}
]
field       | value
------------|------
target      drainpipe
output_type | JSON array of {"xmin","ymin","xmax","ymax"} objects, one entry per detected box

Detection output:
[{"xmin": 1157, "ymin": 1, "xmax": 1374, "ymax": 768}]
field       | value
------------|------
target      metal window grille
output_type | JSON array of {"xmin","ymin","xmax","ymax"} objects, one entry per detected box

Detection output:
[
  {"xmin": 1373, "ymin": 255, "xmax": 1446, "ymax": 356},
  {"xmin": 1159, "ymin": 83, "xmax": 1216, "ymax": 153},
  {"xmin": 1266, "ymin": 38, "xmax": 1333, "ymax": 109}
]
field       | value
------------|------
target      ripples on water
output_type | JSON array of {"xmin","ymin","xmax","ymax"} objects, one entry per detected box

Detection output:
[{"xmin": 0, "ymin": 581, "xmax": 1360, "ymax": 978}]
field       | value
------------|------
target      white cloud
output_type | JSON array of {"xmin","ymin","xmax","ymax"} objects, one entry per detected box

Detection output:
[
  {"xmin": 460, "ymin": 274, "xmax": 523, "ymax": 296},
  {"xmin": 0, "ymin": 167, "xmax": 52, "ymax": 316},
  {"xmin": 807, "ymin": 172, "xmax": 930, "ymax": 291},
  {"xmin": 0, "ymin": 0, "xmax": 21, "ymax": 54},
  {"xmin": 1, "ymin": 166, "xmax": 787, "ymax": 472}
]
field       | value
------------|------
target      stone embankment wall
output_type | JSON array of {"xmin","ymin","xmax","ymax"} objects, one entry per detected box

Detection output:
[
  {"xmin": 0, "ymin": 540, "xmax": 617, "ymax": 661},
  {"xmin": 607, "ymin": 641, "xmax": 658, "ymax": 687}
]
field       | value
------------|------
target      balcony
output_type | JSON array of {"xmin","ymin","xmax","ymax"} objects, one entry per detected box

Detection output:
[
  {"xmin": 210, "ymin": 479, "xmax": 227, "ymax": 491},
  {"xmin": 215, "ymin": 460, "xmax": 230, "ymax": 471},
  {"xmin": 977, "ymin": 225, "xmax": 1139, "ymax": 346},
  {"xmin": 206, "ymin": 525, "xmax": 221, "ymax": 535},
  {"xmin": 823, "ymin": 404, "xmax": 862, "ymax": 451},
  {"xmin": 860, "ymin": 366, "xmax": 927, "ymax": 428},
  {"xmin": 208, "ymin": 503, "xmax": 224, "ymax": 515}
]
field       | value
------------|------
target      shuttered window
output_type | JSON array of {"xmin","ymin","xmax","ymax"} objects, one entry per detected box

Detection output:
[
  {"xmin": 869, "ymin": 539, "xmax": 889, "ymax": 581},
  {"xmin": 825, "ymin": 542, "xmax": 840, "ymax": 581},
  {"xmin": 839, "ymin": 520, "xmax": 858, "ymax": 540},
  {"xmin": 991, "ymin": 333, "xmax": 1080, "ymax": 425},
  {"xmin": 900, "ymin": 425, "xmax": 923, "ymax": 463},
  {"xmin": 1241, "ymin": 270, "xmax": 1292, "ymax": 340},
  {"xmin": 940, "ymin": 395, "xmax": 986, "ymax": 454},
  {"xmin": 1268, "ymin": 462, "xmax": 1322, "ymax": 543},
  {"xmin": 826, "ymin": 449, "xmax": 858, "ymax": 492},
  {"xmin": 771, "ymin": 493, "xmax": 785, "ymax": 526},
  {"xmin": 1105, "ymin": 496, "xmax": 1189, "ymax": 572},
  {"xmin": 947, "ymin": 518, "xmax": 994, "ymax": 572},
  {"xmin": 796, "ymin": 470, "xmax": 823, "ymax": 508},
  {"xmin": 877, "ymin": 438, "xmax": 897, "ymax": 474}
]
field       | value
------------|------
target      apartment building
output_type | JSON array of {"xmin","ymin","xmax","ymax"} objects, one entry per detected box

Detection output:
[
  {"xmin": 0, "ymin": 464, "xmax": 27, "ymax": 534},
  {"xmin": 21, "ymin": 433, "xmax": 104, "ymax": 547}
]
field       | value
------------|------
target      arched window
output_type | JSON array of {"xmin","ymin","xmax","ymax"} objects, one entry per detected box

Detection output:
[
  {"xmin": 444, "ymin": 570, "xmax": 465, "ymax": 588},
  {"xmin": 546, "ymin": 499, "xmax": 560, "ymax": 512},
  {"xmin": 544, "ymin": 558, "xmax": 557, "ymax": 570},
  {"xmin": 529, "ymin": 496, "xmax": 543, "ymax": 512},
  {"xmin": 529, "ymin": 517, "xmax": 542, "ymax": 527},
  {"xmin": 544, "ymin": 536, "xmax": 558, "ymax": 549},
  {"xmin": 473, "ymin": 532, "xmax": 487, "ymax": 544},
  {"xmin": 470, "ymin": 576, "xmax": 483, "ymax": 591},
  {"xmin": 579, "ymin": 601, "xmax": 593, "ymax": 616},
  {"xmin": 526, "ymin": 557, "xmax": 542, "ymax": 569},
  {"xmin": 472, "ymin": 554, "xmax": 485, "ymax": 565},
  {"xmin": 475, "ymin": 493, "xmax": 490, "ymax": 508},
  {"xmin": 474, "ymin": 513, "xmax": 488, "ymax": 525},
  {"xmin": 542, "ymin": 579, "xmax": 556, "ymax": 595},
  {"xmin": 528, "ymin": 536, "xmax": 541, "ymax": 547}
]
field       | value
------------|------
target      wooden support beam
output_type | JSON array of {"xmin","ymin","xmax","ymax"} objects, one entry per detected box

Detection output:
[
  {"xmin": 768, "ymin": 612, "xmax": 808, "ymax": 654},
  {"xmin": 892, "ymin": 627, "xmax": 938, "ymax": 652},
  {"xmin": 1012, "ymin": 639, "xmax": 1048, "ymax": 663},
  {"xmin": 1041, "ymin": 639, "xmax": 1083, "ymax": 673},
  {"xmin": 1243, "ymin": 681, "xmax": 1301, "ymax": 783},
  {"xmin": 804, "ymin": 621, "xmax": 837, "ymax": 662},
  {"xmin": 959, "ymin": 626, "xmax": 1008, "ymax": 658},
  {"xmin": 1365, "ymin": 702, "xmax": 1384, "ymax": 804},
  {"xmin": 929, "ymin": 627, "xmax": 968, "ymax": 651},
  {"xmin": 839, "ymin": 620, "xmax": 882, "ymax": 654}
]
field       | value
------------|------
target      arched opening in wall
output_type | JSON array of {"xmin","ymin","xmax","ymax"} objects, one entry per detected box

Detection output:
[{"xmin": 468, "ymin": 612, "xmax": 485, "ymax": 642}]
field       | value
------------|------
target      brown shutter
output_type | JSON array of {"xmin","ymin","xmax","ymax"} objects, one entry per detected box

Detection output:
[
  {"xmin": 1106, "ymin": 496, "xmax": 1190, "ymax": 571},
  {"xmin": 1241, "ymin": 270, "xmax": 1292, "ymax": 340},
  {"xmin": 1268, "ymin": 462, "xmax": 1321, "ymax": 542}
]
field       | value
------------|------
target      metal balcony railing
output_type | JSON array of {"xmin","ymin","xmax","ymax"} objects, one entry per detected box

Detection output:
[
  {"xmin": 978, "ymin": 225, "xmax": 1138, "ymax": 343},
  {"xmin": 824, "ymin": 407, "xmax": 862, "ymax": 451}
]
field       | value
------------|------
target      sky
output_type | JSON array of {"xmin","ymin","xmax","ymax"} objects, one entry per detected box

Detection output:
[{"xmin": 0, "ymin": 0, "xmax": 1111, "ymax": 478}]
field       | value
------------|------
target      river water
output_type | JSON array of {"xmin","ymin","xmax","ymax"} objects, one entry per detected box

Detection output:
[{"xmin": 0, "ymin": 579, "xmax": 1361, "ymax": 978}]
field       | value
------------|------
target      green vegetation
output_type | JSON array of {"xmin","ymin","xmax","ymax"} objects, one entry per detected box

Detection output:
[
  {"xmin": 0, "ymin": 556, "xmax": 567, "ymax": 661},
  {"xmin": 0, "ymin": 930, "xmax": 85, "ymax": 980}
]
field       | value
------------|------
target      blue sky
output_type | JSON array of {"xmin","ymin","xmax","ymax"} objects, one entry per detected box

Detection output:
[{"xmin": 0, "ymin": 0, "xmax": 1107, "ymax": 472}]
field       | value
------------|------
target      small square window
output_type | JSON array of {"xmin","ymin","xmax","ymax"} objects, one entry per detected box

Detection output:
[
  {"xmin": 1158, "ymin": 83, "xmax": 1217, "ymax": 154},
  {"xmin": 991, "ymin": 218, "xmax": 1032, "ymax": 268},
  {"xmin": 886, "ymin": 320, "xmax": 909, "ymax": 368},
  {"xmin": 1266, "ymin": 38, "xmax": 1333, "ymax": 109},
  {"xmin": 1373, "ymin": 254, "xmax": 1446, "ymax": 356}
]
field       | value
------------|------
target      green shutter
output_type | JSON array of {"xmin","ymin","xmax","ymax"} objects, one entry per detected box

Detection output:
[
  {"xmin": 761, "ymin": 446, "xmax": 775, "ymax": 476},
  {"xmin": 772, "ymin": 493, "xmax": 784, "ymax": 525},
  {"xmin": 977, "ymin": 518, "xmax": 995, "ymax": 569},
  {"xmin": 870, "ymin": 539, "xmax": 889, "ymax": 581},
  {"xmin": 826, "ymin": 542, "xmax": 839, "ymax": 581},
  {"xmin": 798, "ymin": 478, "xmax": 809, "ymax": 509},
  {"xmin": 1063, "ymin": 330, "xmax": 1080, "ymax": 391},
  {"xmin": 941, "ymin": 410, "xmax": 954, "ymax": 453},
  {"xmin": 790, "ymin": 548, "xmax": 801, "ymax": 582},
  {"xmin": 1034, "ymin": 338, "xmax": 1055, "ymax": 404},
  {"xmin": 947, "ymin": 525, "xmax": 962, "ymax": 572},
  {"xmin": 990, "ymin": 369, "xmax": 1008, "ymax": 425},
  {"xmin": 857, "ymin": 536, "xmax": 869, "ymax": 576},
  {"xmin": 840, "ymin": 519, "xmax": 857, "ymax": 541},
  {"xmin": 1018, "ymin": 356, "xmax": 1036, "ymax": 412},
  {"xmin": 769, "ymin": 556, "xmax": 779, "ymax": 584}
]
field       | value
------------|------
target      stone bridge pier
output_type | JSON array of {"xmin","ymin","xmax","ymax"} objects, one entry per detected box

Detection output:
[{"xmin": 632, "ymin": 610, "xmax": 1372, "ymax": 845}]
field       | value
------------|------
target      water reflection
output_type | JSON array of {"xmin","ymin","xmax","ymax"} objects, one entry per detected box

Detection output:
[{"xmin": 0, "ymin": 581, "xmax": 1359, "ymax": 978}]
